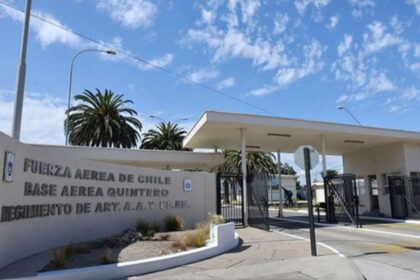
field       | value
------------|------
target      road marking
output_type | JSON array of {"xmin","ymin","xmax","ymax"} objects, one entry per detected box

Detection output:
[
  {"xmin": 274, "ymin": 229, "xmax": 346, "ymax": 258},
  {"xmin": 272, "ymin": 216, "xmax": 420, "ymax": 240}
]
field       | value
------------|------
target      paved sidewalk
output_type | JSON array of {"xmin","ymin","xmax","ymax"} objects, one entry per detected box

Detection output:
[{"xmin": 123, "ymin": 227, "xmax": 364, "ymax": 280}]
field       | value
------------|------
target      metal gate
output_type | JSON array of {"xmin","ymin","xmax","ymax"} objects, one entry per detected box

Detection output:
[
  {"xmin": 325, "ymin": 174, "xmax": 360, "ymax": 227},
  {"xmin": 216, "ymin": 173, "xmax": 244, "ymax": 226},
  {"xmin": 388, "ymin": 176, "xmax": 408, "ymax": 219},
  {"xmin": 409, "ymin": 177, "xmax": 420, "ymax": 217},
  {"xmin": 247, "ymin": 173, "xmax": 270, "ymax": 230}
]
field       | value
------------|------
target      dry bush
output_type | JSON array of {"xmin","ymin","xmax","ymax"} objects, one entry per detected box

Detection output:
[
  {"xmin": 180, "ymin": 228, "xmax": 208, "ymax": 248},
  {"xmin": 99, "ymin": 248, "xmax": 115, "ymax": 265},
  {"xmin": 170, "ymin": 240, "xmax": 187, "ymax": 251},
  {"xmin": 207, "ymin": 213, "xmax": 225, "ymax": 225},
  {"xmin": 164, "ymin": 215, "xmax": 184, "ymax": 232},
  {"xmin": 159, "ymin": 233, "xmax": 171, "ymax": 241}
]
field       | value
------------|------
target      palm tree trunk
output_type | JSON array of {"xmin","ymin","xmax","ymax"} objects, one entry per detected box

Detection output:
[{"xmin": 223, "ymin": 179, "xmax": 230, "ymax": 204}]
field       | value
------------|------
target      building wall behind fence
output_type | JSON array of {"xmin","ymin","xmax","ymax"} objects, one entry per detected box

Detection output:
[
  {"xmin": 0, "ymin": 132, "xmax": 216, "ymax": 269},
  {"xmin": 342, "ymin": 142, "xmax": 407, "ymax": 217}
]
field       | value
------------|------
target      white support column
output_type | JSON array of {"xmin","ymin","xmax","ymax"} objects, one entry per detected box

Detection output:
[
  {"xmin": 241, "ymin": 128, "xmax": 248, "ymax": 227},
  {"xmin": 277, "ymin": 150, "xmax": 283, "ymax": 217},
  {"xmin": 321, "ymin": 135, "xmax": 327, "ymax": 177}
]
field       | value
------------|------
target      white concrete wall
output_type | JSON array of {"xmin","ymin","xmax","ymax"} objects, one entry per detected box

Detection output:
[
  {"xmin": 403, "ymin": 143, "xmax": 420, "ymax": 175},
  {"xmin": 0, "ymin": 132, "xmax": 216, "ymax": 269},
  {"xmin": 342, "ymin": 142, "xmax": 407, "ymax": 217},
  {"xmin": 269, "ymin": 176, "xmax": 297, "ymax": 202}
]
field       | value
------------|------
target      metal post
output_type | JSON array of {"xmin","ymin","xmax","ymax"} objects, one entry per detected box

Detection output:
[
  {"xmin": 304, "ymin": 147, "xmax": 317, "ymax": 256},
  {"xmin": 65, "ymin": 49, "xmax": 116, "ymax": 145},
  {"xmin": 277, "ymin": 150, "xmax": 283, "ymax": 217},
  {"xmin": 321, "ymin": 135, "xmax": 330, "ymax": 222},
  {"xmin": 12, "ymin": 0, "xmax": 32, "ymax": 140},
  {"xmin": 241, "ymin": 128, "xmax": 248, "ymax": 227}
]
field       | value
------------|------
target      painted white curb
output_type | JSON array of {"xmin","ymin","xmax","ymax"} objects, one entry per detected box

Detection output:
[{"xmin": 24, "ymin": 223, "xmax": 239, "ymax": 280}]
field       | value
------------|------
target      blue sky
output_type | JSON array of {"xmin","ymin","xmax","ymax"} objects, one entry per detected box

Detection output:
[{"xmin": 0, "ymin": 0, "xmax": 419, "ymax": 178}]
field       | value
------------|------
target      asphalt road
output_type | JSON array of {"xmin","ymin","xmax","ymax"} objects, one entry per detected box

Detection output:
[{"xmin": 270, "ymin": 210, "xmax": 420, "ymax": 280}]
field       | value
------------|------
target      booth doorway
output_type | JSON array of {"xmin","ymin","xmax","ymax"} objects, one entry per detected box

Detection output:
[
  {"xmin": 368, "ymin": 175, "xmax": 379, "ymax": 213},
  {"xmin": 388, "ymin": 176, "xmax": 408, "ymax": 219}
]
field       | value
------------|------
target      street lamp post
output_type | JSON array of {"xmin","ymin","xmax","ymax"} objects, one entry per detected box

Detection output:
[
  {"xmin": 337, "ymin": 105, "xmax": 362, "ymax": 126},
  {"xmin": 65, "ymin": 49, "xmax": 116, "ymax": 146},
  {"xmin": 12, "ymin": 0, "xmax": 32, "ymax": 140}
]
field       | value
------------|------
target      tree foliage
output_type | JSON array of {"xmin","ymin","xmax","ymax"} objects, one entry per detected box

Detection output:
[
  {"xmin": 66, "ymin": 89, "xmax": 142, "ymax": 148},
  {"xmin": 140, "ymin": 121, "xmax": 188, "ymax": 150},
  {"xmin": 218, "ymin": 150, "xmax": 277, "ymax": 178}
]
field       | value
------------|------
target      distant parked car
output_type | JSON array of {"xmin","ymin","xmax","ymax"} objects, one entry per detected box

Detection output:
[{"xmin": 297, "ymin": 191, "xmax": 307, "ymax": 200}]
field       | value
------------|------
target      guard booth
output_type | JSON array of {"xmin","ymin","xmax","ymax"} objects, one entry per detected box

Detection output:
[{"xmin": 183, "ymin": 111, "xmax": 420, "ymax": 223}]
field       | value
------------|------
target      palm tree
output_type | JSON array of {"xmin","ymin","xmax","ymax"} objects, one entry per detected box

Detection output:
[
  {"xmin": 218, "ymin": 150, "xmax": 277, "ymax": 202},
  {"xmin": 66, "ymin": 89, "xmax": 142, "ymax": 148},
  {"xmin": 221, "ymin": 150, "xmax": 277, "ymax": 178},
  {"xmin": 140, "ymin": 121, "xmax": 187, "ymax": 150}
]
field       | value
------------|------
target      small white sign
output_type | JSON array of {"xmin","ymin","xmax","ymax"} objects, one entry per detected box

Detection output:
[
  {"xmin": 3, "ymin": 151, "xmax": 15, "ymax": 183},
  {"xmin": 294, "ymin": 146, "xmax": 320, "ymax": 170},
  {"xmin": 183, "ymin": 178, "xmax": 192, "ymax": 192}
]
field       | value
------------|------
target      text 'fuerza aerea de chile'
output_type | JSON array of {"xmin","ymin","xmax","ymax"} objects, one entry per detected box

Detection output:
[{"xmin": 23, "ymin": 158, "xmax": 171, "ymax": 185}]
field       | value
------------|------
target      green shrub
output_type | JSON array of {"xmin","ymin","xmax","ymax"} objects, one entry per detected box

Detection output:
[
  {"xmin": 164, "ymin": 215, "xmax": 184, "ymax": 231},
  {"xmin": 106, "ymin": 236, "xmax": 119, "ymax": 248},
  {"xmin": 99, "ymin": 248, "xmax": 115, "ymax": 265},
  {"xmin": 136, "ymin": 219, "xmax": 152, "ymax": 235}
]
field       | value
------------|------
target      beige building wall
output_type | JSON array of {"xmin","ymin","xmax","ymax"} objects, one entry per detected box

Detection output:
[
  {"xmin": 0, "ymin": 132, "xmax": 216, "ymax": 269},
  {"xmin": 342, "ymin": 142, "xmax": 408, "ymax": 217}
]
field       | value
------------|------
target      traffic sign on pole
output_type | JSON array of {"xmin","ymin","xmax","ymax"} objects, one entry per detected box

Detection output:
[
  {"xmin": 294, "ymin": 145, "xmax": 318, "ymax": 257},
  {"xmin": 294, "ymin": 145, "xmax": 319, "ymax": 170}
]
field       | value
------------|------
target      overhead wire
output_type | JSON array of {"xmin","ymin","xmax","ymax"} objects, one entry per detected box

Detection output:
[{"xmin": 0, "ymin": 0, "xmax": 276, "ymax": 116}]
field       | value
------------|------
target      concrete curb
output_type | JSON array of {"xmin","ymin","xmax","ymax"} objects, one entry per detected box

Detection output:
[{"xmin": 21, "ymin": 223, "xmax": 239, "ymax": 280}]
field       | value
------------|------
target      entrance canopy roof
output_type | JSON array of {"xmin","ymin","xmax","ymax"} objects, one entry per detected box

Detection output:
[{"xmin": 183, "ymin": 111, "xmax": 420, "ymax": 155}]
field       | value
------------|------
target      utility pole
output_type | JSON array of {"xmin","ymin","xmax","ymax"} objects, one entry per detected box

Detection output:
[
  {"xmin": 12, "ymin": 0, "xmax": 32, "ymax": 140},
  {"xmin": 304, "ymin": 147, "xmax": 317, "ymax": 256}
]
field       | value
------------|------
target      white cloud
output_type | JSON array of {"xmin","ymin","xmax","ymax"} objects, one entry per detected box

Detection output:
[
  {"xmin": 137, "ymin": 53, "xmax": 174, "ymax": 70},
  {"xmin": 402, "ymin": 87, "xmax": 420, "ymax": 100},
  {"xmin": 275, "ymin": 40, "xmax": 325, "ymax": 86},
  {"xmin": 1, "ymin": 6, "xmax": 81, "ymax": 48},
  {"xmin": 96, "ymin": 0, "xmax": 158, "ymax": 29},
  {"xmin": 294, "ymin": 0, "xmax": 331, "ymax": 15},
  {"xmin": 273, "ymin": 13, "xmax": 290, "ymax": 34},
  {"xmin": 247, "ymin": 85, "xmax": 280, "ymax": 96},
  {"xmin": 348, "ymin": 0, "xmax": 375, "ymax": 17},
  {"xmin": 187, "ymin": 68, "xmax": 219, "ymax": 83},
  {"xmin": 216, "ymin": 77, "xmax": 235, "ymax": 90},
  {"xmin": 337, "ymin": 34, "xmax": 353, "ymax": 56},
  {"xmin": 184, "ymin": 27, "xmax": 291, "ymax": 71},
  {"xmin": 406, "ymin": 0, "xmax": 420, "ymax": 15},
  {"xmin": 327, "ymin": 15, "xmax": 339, "ymax": 29},
  {"xmin": 0, "ymin": 90, "xmax": 67, "ymax": 145},
  {"xmin": 363, "ymin": 21, "xmax": 402, "ymax": 54}
]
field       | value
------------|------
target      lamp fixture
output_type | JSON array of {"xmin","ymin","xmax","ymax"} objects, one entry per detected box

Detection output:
[
  {"xmin": 246, "ymin": 145, "xmax": 261, "ymax": 149},
  {"xmin": 344, "ymin": 140, "xmax": 364, "ymax": 144},
  {"xmin": 267, "ymin": 133, "xmax": 291, "ymax": 137}
]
